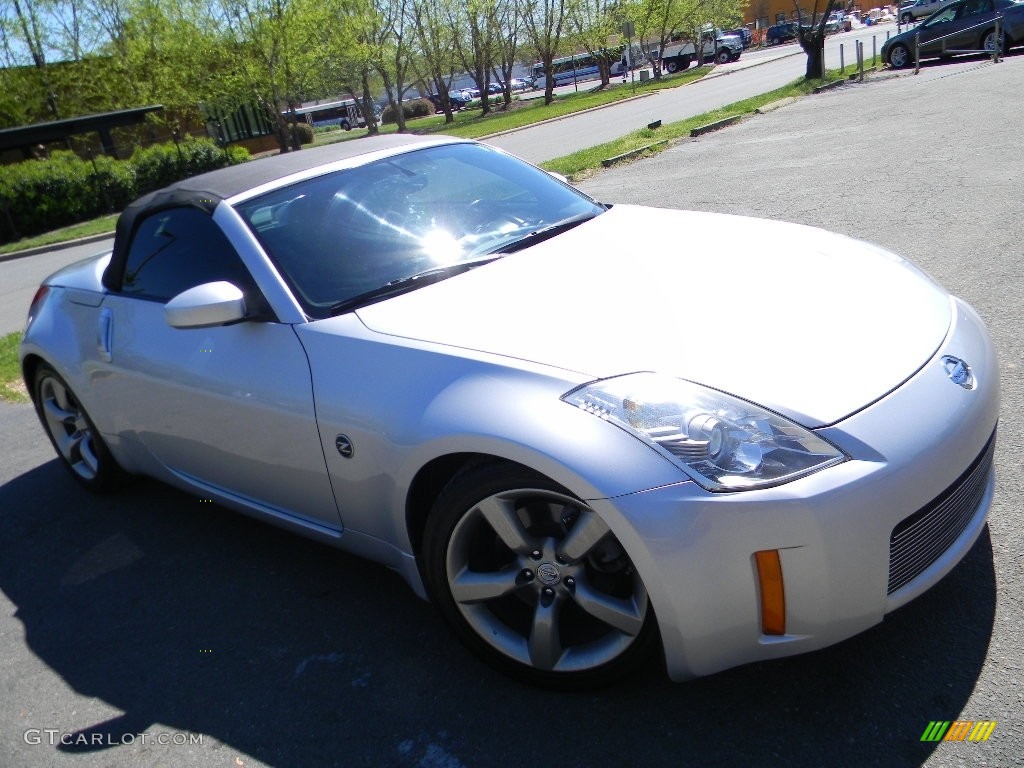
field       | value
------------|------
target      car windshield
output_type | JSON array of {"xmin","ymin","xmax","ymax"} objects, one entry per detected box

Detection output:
[{"xmin": 235, "ymin": 142, "xmax": 604, "ymax": 317}]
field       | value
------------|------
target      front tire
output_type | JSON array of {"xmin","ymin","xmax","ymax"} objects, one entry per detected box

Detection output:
[
  {"xmin": 888, "ymin": 43, "xmax": 911, "ymax": 68},
  {"xmin": 32, "ymin": 363, "xmax": 123, "ymax": 492},
  {"xmin": 982, "ymin": 29, "xmax": 1005, "ymax": 55},
  {"xmin": 716, "ymin": 48, "xmax": 732, "ymax": 65},
  {"xmin": 901, "ymin": 12, "xmax": 913, "ymax": 23},
  {"xmin": 422, "ymin": 462, "xmax": 657, "ymax": 689}
]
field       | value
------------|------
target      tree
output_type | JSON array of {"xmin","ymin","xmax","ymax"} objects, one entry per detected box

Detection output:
[
  {"xmin": 795, "ymin": 0, "xmax": 838, "ymax": 79},
  {"xmin": 567, "ymin": 0, "xmax": 619, "ymax": 88},
  {"xmin": 407, "ymin": 0, "xmax": 459, "ymax": 122},
  {"xmin": 446, "ymin": 0, "xmax": 499, "ymax": 116},
  {"xmin": 4, "ymin": 0, "xmax": 61, "ymax": 117},
  {"xmin": 370, "ymin": 0, "xmax": 413, "ymax": 132},
  {"xmin": 489, "ymin": 0, "xmax": 521, "ymax": 105},
  {"xmin": 522, "ymin": 0, "xmax": 567, "ymax": 105},
  {"xmin": 215, "ymin": 0, "xmax": 331, "ymax": 151}
]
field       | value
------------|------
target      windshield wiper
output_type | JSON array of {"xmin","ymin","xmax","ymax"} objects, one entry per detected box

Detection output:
[
  {"xmin": 489, "ymin": 212, "xmax": 599, "ymax": 255},
  {"xmin": 327, "ymin": 256, "xmax": 500, "ymax": 315}
]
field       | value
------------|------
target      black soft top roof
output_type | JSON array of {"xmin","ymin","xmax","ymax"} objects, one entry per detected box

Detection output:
[{"xmin": 103, "ymin": 134, "xmax": 457, "ymax": 291}]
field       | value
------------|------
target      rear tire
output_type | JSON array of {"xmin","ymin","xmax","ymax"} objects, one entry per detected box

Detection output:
[{"xmin": 32, "ymin": 362, "xmax": 123, "ymax": 493}]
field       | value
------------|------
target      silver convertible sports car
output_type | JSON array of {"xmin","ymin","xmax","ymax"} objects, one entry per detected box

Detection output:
[{"xmin": 21, "ymin": 135, "xmax": 998, "ymax": 688}]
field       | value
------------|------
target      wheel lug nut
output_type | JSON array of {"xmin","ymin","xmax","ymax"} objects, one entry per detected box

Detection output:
[
  {"xmin": 565, "ymin": 577, "xmax": 575, "ymax": 588},
  {"xmin": 521, "ymin": 569, "xmax": 534, "ymax": 580},
  {"xmin": 531, "ymin": 550, "xmax": 542, "ymax": 560},
  {"xmin": 543, "ymin": 587, "xmax": 555, "ymax": 596}
]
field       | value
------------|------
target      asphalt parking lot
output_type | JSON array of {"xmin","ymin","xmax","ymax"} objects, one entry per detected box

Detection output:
[{"xmin": 1, "ymin": 53, "xmax": 1022, "ymax": 767}]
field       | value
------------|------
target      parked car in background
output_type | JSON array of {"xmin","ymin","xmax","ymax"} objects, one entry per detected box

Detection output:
[
  {"xmin": 766, "ymin": 22, "xmax": 799, "ymax": 44},
  {"xmin": 900, "ymin": 0, "xmax": 960, "ymax": 22},
  {"xmin": 882, "ymin": 0, "xmax": 1023, "ymax": 67},
  {"xmin": 21, "ymin": 135, "xmax": 998, "ymax": 689},
  {"xmin": 426, "ymin": 91, "xmax": 472, "ymax": 112},
  {"xmin": 729, "ymin": 27, "xmax": 753, "ymax": 47}
]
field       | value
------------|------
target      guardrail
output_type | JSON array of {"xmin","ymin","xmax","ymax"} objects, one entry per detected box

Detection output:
[{"xmin": 913, "ymin": 15, "xmax": 1003, "ymax": 73}]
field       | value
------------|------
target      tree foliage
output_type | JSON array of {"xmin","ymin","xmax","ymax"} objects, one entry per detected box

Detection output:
[{"xmin": 0, "ymin": 0, "xmax": 755, "ymax": 142}]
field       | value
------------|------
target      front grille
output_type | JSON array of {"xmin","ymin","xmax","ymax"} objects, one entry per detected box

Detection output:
[{"xmin": 887, "ymin": 430, "xmax": 996, "ymax": 595}]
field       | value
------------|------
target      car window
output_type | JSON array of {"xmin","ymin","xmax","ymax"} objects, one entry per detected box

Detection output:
[
  {"xmin": 957, "ymin": 0, "xmax": 992, "ymax": 16},
  {"xmin": 925, "ymin": 4, "xmax": 960, "ymax": 23},
  {"xmin": 121, "ymin": 206, "xmax": 258, "ymax": 303}
]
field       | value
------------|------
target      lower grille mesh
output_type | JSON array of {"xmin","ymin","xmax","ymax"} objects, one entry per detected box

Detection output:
[{"xmin": 887, "ymin": 431, "xmax": 995, "ymax": 595}]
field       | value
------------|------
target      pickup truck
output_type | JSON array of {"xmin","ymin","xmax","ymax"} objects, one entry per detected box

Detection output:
[{"xmin": 656, "ymin": 30, "xmax": 744, "ymax": 72}]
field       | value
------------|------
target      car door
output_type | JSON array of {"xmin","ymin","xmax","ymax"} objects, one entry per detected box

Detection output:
[
  {"xmin": 916, "ymin": 3, "xmax": 966, "ymax": 52},
  {"xmin": 93, "ymin": 205, "xmax": 342, "ymax": 531},
  {"xmin": 921, "ymin": 0, "xmax": 995, "ymax": 52},
  {"xmin": 948, "ymin": 0, "xmax": 997, "ymax": 48}
]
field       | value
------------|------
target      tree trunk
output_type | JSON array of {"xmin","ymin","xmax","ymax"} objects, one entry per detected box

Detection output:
[
  {"xmin": 379, "ymin": 71, "xmax": 406, "ymax": 132},
  {"xmin": 361, "ymin": 70, "xmax": 379, "ymax": 136},
  {"xmin": 798, "ymin": 0, "xmax": 838, "ymax": 80},
  {"xmin": 799, "ymin": 29, "xmax": 827, "ymax": 79},
  {"xmin": 542, "ymin": 53, "xmax": 555, "ymax": 105}
]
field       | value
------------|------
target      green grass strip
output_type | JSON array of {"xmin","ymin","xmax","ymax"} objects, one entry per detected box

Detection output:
[
  {"xmin": 0, "ymin": 331, "xmax": 27, "ymax": 403},
  {"xmin": 541, "ymin": 74, "xmax": 843, "ymax": 179},
  {"xmin": 0, "ymin": 214, "xmax": 118, "ymax": 256}
]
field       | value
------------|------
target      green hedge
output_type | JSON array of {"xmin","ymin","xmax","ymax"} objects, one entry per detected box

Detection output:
[
  {"xmin": 131, "ymin": 137, "xmax": 247, "ymax": 196},
  {"xmin": 0, "ymin": 137, "xmax": 250, "ymax": 245}
]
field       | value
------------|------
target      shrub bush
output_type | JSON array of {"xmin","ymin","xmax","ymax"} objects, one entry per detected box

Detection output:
[
  {"xmin": 288, "ymin": 122, "xmax": 315, "ymax": 145},
  {"xmin": 0, "ymin": 137, "xmax": 250, "ymax": 245},
  {"xmin": 131, "ymin": 136, "xmax": 248, "ymax": 196},
  {"xmin": 381, "ymin": 98, "xmax": 436, "ymax": 124},
  {"xmin": 406, "ymin": 98, "xmax": 434, "ymax": 119},
  {"xmin": 0, "ymin": 150, "xmax": 128, "ymax": 243}
]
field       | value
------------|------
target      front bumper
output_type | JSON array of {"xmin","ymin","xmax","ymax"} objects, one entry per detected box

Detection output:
[{"xmin": 590, "ymin": 297, "xmax": 999, "ymax": 681}]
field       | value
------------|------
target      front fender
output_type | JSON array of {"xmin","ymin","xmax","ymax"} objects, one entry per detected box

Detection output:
[{"xmin": 295, "ymin": 316, "xmax": 686, "ymax": 556}]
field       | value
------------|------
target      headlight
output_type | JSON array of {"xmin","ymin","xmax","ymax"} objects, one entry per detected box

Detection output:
[{"xmin": 562, "ymin": 373, "xmax": 845, "ymax": 492}]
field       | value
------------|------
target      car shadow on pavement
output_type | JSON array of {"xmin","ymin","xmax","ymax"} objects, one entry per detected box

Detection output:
[{"xmin": 0, "ymin": 459, "xmax": 996, "ymax": 767}]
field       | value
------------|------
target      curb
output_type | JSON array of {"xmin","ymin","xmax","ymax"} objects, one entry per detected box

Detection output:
[
  {"xmin": 812, "ymin": 79, "xmax": 847, "ymax": 93},
  {"xmin": 601, "ymin": 140, "xmax": 670, "ymax": 168},
  {"xmin": 690, "ymin": 115, "xmax": 743, "ymax": 137},
  {"xmin": 755, "ymin": 97, "xmax": 797, "ymax": 113},
  {"xmin": 0, "ymin": 231, "xmax": 114, "ymax": 264}
]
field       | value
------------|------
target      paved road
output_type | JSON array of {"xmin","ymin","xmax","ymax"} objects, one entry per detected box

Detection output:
[
  {"xmin": 0, "ymin": 239, "xmax": 113, "ymax": 336},
  {"xmin": 493, "ymin": 26, "xmax": 903, "ymax": 164},
  {"xmin": 2, "ymin": 52, "xmax": 1022, "ymax": 768}
]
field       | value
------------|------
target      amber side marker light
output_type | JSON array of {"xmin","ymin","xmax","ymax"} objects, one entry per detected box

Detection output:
[{"xmin": 755, "ymin": 549, "xmax": 786, "ymax": 636}]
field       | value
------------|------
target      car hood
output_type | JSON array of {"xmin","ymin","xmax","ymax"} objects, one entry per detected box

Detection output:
[{"xmin": 355, "ymin": 205, "xmax": 951, "ymax": 428}]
